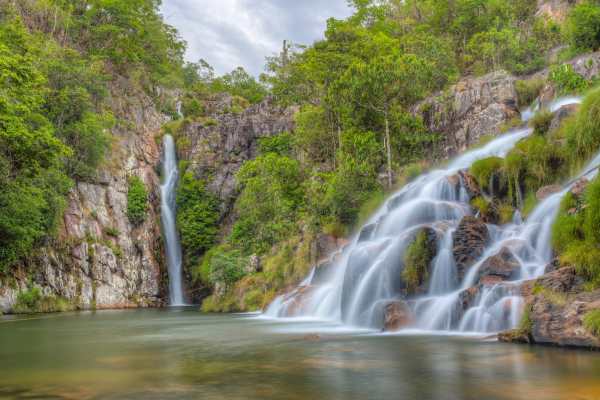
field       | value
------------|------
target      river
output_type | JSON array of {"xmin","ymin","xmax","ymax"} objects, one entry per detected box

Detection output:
[{"xmin": 1, "ymin": 308, "xmax": 599, "ymax": 400}]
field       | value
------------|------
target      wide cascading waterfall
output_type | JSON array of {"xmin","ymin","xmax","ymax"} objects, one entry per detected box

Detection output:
[
  {"xmin": 161, "ymin": 134, "xmax": 185, "ymax": 306},
  {"xmin": 265, "ymin": 96, "xmax": 585, "ymax": 334}
]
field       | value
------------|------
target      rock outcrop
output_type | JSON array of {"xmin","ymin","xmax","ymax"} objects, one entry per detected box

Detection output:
[
  {"xmin": 177, "ymin": 95, "xmax": 296, "ymax": 227},
  {"xmin": 414, "ymin": 71, "xmax": 519, "ymax": 159},
  {"xmin": 453, "ymin": 216, "xmax": 490, "ymax": 278},
  {"xmin": 0, "ymin": 83, "xmax": 168, "ymax": 313},
  {"xmin": 499, "ymin": 267, "xmax": 600, "ymax": 349}
]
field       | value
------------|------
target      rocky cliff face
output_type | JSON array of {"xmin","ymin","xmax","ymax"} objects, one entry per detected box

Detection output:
[
  {"xmin": 177, "ymin": 95, "xmax": 297, "ymax": 227},
  {"xmin": 414, "ymin": 71, "xmax": 520, "ymax": 159},
  {"xmin": 0, "ymin": 82, "xmax": 168, "ymax": 313}
]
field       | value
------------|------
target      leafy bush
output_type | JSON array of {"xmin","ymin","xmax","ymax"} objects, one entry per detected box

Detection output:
[
  {"xmin": 200, "ymin": 245, "xmax": 248, "ymax": 289},
  {"xmin": 258, "ymin": 132, "xmax": 295, "ymax": 156},
  {"xmin": 566, "ymin": 2, "xmax": 600, "ymax": 53},
  {"xmin": 176, "ymin": 173, "xmax": 220, "ymax": 264},
  {"xmin": 127, "ymin": 176, "xmax": 148, "ymax": 226},
  {"xmin": 231, "ymin": 154, "xmax": 304, "ymax": 254},
  {"xmin": 583, "ymin": 309, "xmax": 600, "ymax": 337},
  {"xmin": 549, "ymin": 64, "xmax": 589, "ymax": 95}
]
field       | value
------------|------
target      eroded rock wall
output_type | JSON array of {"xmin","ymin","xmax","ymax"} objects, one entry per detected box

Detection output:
[{"xmin": 0, "ymin": 81, "xmax": 168, "ymax": 313}]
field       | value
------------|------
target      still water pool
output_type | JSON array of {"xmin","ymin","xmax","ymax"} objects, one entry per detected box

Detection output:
[{"xmin": 1, "ymin": 308, "xmax": 599, "ymax": 399}]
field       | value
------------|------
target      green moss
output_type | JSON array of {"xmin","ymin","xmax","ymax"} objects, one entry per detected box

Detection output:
[
  {"xmin": 515, "ymin": 78, "xmax": 545, "ymax": 108},
  {"xmin": 13, "ymin": 287, "xmax": 74, "ymax": 314},
  {"xmin": 402, "ymin": 230, "xmax": 435, "ymax": 295},
  {"xmin": 532, "ymin": 284, "xmax": 568, "ymax": 306},
  {"xmin": 470, "ymin": 156, "xmax": 506, "ymax": 194},
  {"xmin": 103, "ymin": 227, "xmax": 120, "ymax": 237},
  {"xmin": 583, "ymin": 309, "xmax": 600, "ymax": 337},
  {"xmin": 519, "ymin": 306, "xmax": 533, "ymax": 335},
  {"xmin": 530, "ymin": 110, "xmax": 554, "ymax": 136},
  {"xmin": 498, "ymin": 203, "xmax": 515, "ymax": 224}
]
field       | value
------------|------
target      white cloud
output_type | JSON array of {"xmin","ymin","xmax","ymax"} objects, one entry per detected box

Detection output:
[{"xmin": 160, "ymin": 0, "xmax": 352, "ymax": 76}]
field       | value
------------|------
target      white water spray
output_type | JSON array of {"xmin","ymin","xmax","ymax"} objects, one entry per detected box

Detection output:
[{"xmin": 161, "ymin": 135, "xmax": 185, "ymax": 306}]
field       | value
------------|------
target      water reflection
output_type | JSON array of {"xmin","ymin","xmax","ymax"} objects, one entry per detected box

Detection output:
[{"xmin": 0, "ymin": 309, "xmax": 599, "ymax": 400}]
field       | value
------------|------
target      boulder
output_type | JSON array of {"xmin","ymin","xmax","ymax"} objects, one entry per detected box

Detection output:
[
  {"xmin": 477, "ymin": 247, "xmax": 520, "ymax": 283},
  {"xmin": 536, "ymin": 184, "xmax": 562, "ymax": 201},
  {"xmin": 459, "ymin": 170, "xmax": 481, "ymax": 199},
  {"xmin": 383, "ymin": 301, "xmax": 414, "ymax": 331},
  {"xmin": 499, "ymin": 267, "xmax": 599, "ymax": 349},
  {"xmin": 453, "ymin": 216, "xmax": 490, "ymax": 277},
  {"xmin": 571, "ymin": 177, "xmax": 589, "ymax": 198}
]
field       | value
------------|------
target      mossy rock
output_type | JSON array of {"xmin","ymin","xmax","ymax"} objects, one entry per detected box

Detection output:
[{"xmin": 402, "ymin": 228, "xmax": 438, "ymax": 296}]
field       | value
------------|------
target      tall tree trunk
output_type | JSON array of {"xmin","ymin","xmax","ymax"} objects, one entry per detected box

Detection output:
[{"xmin": 384, "ymin": 111, "xmax": 392, "ymax": 188}]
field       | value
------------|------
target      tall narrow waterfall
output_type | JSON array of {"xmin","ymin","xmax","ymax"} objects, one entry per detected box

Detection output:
[
  {"xmin": 161, "ymin": 134, "xmax": 185, "ymax": 306},
  {"xmin": 265, "ymin": 96, "xmax": 586, "ymax": 333}
]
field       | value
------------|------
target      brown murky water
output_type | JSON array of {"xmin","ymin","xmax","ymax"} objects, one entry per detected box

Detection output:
[{"xmin": 0, "ymin": 308, "xmax": 599, "ymax": 400}]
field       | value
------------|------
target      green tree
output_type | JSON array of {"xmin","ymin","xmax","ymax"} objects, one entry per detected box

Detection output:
[
  {"xmin": 127, "ymin": 176, "xmax": 148, "ymax": 226},
  {"xmin": 566, "ymin": 2, "xmax": 600, "ymax": 52}
]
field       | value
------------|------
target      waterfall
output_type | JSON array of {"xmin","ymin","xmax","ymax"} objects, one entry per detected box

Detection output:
[
  {"xmin": 161, "ymin": 134, "xmax": 185, "ymax": 306},
  {"xmin": 265, "ymin": 96, "xmax": 586, "ymax": 333}
]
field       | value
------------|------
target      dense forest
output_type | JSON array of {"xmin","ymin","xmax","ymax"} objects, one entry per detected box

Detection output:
[{"xmin": 2, "ymin": 0, "xmax": 600, "ymax": 322}]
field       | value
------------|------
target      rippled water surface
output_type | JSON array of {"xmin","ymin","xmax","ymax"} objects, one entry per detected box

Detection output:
[{"xmin": 1, "ymin": 308, "xmax": 599, "ymax": 400}]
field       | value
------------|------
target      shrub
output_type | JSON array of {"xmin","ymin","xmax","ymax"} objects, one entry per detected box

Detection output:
[
  {"xmin": 566, "ymin": 88, "xmax": 600, "ymax": 165},
  {"xmin": 402, "ymin": 230, "xmax": 435, "ymax": 295},
  {"xmin": 202, "ymin": 246, "xmax": 248, "ymax": 288},
  {"xmin": 531, "ymin": 110, "xmax": 554, "ymax": 136},
  {"xmin": 566, "ymin": 2, "xmax": 600, "ymax": 53},
  {"xmin": 13, "ymin": 287, "xmax": 72, "ymax": 314},
  {"xmin": 176, "ymin": 173, "xmax": 220, "ymax": 264},
  {"xmin": 127, "ymin": 176, "xmax": 148, "ymax": 225},
  {"xmin": 549, "ymin": 64, "xmax": 589, "ymax": 95},
  {"xmin": 583, "ymin": 309, "xmax": 600, "ymax": 337},
  {"xmin": 515, "ymin": 78, "xmax": 545, "ymax": 108}
]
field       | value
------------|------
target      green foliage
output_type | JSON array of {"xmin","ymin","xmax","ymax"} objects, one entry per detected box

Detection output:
[
  {"xmin": 566, "ymin": 2, "xmax": 600, "ymax": 53},
  {"xmin": 471, "ymin": 157, "xmax": 506, "ymax": 194},
  {"xmin": 258, "ymin": 132, "xmax": 295, "ymax": 157},
  {"xmin": 231, "ymin": 154, "xmax": 304, "ymax": 254},
  {"xmin": 549, "ymin": 64, "xmax": 589, "ymax": 95},
  {"xmin": 515, "ymin": 78, "xmax": 545, "ymax": 108},
  {"xmin": 200, "ymin": 245, "xmax": 248, "ymax": 288},
  {"xmin": 402, "ymin": 230, "xmax": 435, "ymax": 295},
  {"xmin": 553, "ymin": 177, "xmax": 600, "ymax": 288},
  {"xmin": 211, "ymin": 67, "xmax": 268, "ymax": 104},
  {"xmin": 176, "ymin": 173, "xmax": 220, "ymax": 264},
  {"xmin": 13, "ymin": 287, "xmax": 73, "ymax": 314},
  {"xmin": 531, "ymin": 110, "xmax": 554, "ymax": 136},
  {"xmin": 583, "ymin": 309, "xmax": 600, "ymax": 337},
  {"xmin": 565, "ymin": 88, "xmax": 600, "ymax": 164},
  {"xmin": 127, "ymin": 176, "xmax": 148, "ymax": 226}
]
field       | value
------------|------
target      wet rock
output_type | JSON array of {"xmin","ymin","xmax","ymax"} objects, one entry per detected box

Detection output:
[
  {"xmin": 311, "ymin": 260, "xmax": 336, "ymax": 286},
  {"xmin": 358, "ymin": 223, "xmax": 377, "ymax": 243},
  {"xmin": 244, "ymin": 255, "xmax": 261, "ymax": 274},
  {"xmin": 383, "ymin": 301, "xmax": 414, "ymax": 332},
  {"xmin": 571, "ymin": 177, "xmax": 589, "ymax": 198},
  {"xmin": 459, "ymin": 171, "xmax": 481, "ymax": 199},
  {"xmin": 315, "ymin": 234, "xmax": 339, "ymax": 261},
  {"xmin": 536, "ymin": 184, "xmax": 562, "ymax": 201},
  {"xmin": 453, "ymin": 216, "xmax": 490, "ymax": 277},
  {"xmin": 549, "ymin": 104, "xmax": 579, "ymax": 133},
  {"xmin": 477, "ymin": 247, "xmax": 520, "ymax": 283},
  {"xmin": 282, "ymin": 285, "xmax": 316, "ymax": 317},
  {"xmin": 500, "ymin": 267, "xmax": 599, "ymax": 349}
]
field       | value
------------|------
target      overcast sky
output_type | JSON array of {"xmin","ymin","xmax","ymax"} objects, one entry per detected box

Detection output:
[{"xmin": 160, "ymin": 0, "xmax": 352, "ymax": 77}]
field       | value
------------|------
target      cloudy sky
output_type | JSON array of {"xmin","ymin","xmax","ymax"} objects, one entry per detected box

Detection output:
[{"xmin": 160, "ymin": 0, "xmax": 352, "ymax": 77}]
